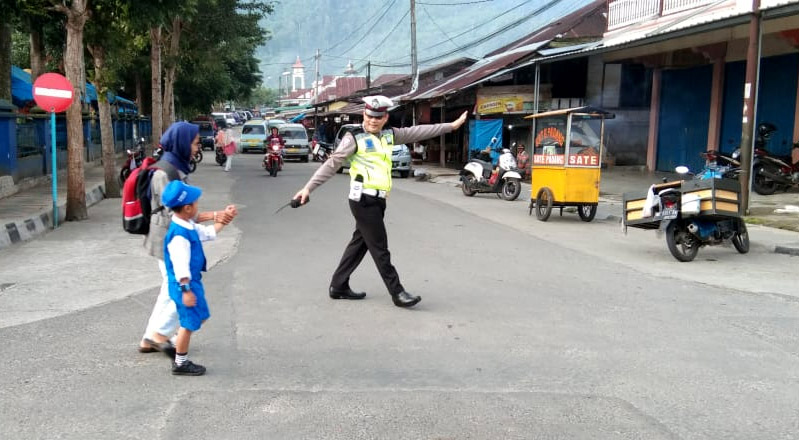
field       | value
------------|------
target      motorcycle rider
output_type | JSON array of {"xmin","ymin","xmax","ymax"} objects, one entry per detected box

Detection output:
[{"xmin": 265, "ymin": 126, "xmax": 285, "ymax": 169}]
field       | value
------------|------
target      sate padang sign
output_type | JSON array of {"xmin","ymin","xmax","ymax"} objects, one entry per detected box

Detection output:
[{"xmin": 475, "ymin": 86, "xmax": 537, "ymax": 115}]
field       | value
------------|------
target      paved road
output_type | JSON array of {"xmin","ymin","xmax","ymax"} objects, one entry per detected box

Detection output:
[{"xmin": 1, "ymin": 154, "xmax": 798, "ymax": 439}]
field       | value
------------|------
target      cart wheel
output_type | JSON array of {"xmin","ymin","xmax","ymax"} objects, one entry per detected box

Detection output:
[
  {"xmin": 578, "ymin": 204, "xmax": 597, "ymax": 222},
  {"xmin": 535, "ymin": 188, "xmax": 553, "ymax": 221},
  {"xmin": 732, "ymin": 221, "xmax": 749, "ymax": 254}
]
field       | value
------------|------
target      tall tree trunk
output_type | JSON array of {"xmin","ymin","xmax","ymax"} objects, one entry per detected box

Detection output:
[
  {"xmin": 0, "ymin": 17, "xmax": 11, "ymax": 101},
  {"xmin": 150, "ymin": 26, "xmax": 162, "ymax": 153},
  {"xmin": 135, "ymin": 74, "xmax": 143, "ymax": 113},
  {"xmin": 162, "ymin": 17, "xmax": 181, "ymax": 128},
  {"xmin": 58, "ymin": 0, "xmax": 89, "ymax": 221},
  {"xmin": 88, "ymin": 44, "xmax": 120, "ymax": 198},
  {"xmin": 30, "ymin": 30, "xmax": 46, "ymax": 82}
]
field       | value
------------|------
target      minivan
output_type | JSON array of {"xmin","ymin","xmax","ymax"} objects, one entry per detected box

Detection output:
[
  {"xmin": 239, "ymin": 120, "xmax": 269, "ymax": 153},
  {"xmin": 278, "ymin": 123, "xmax": 310, "ymax": 162}
]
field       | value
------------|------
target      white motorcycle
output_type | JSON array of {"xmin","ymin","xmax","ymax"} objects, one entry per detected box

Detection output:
[{"xmin": 460, "ymin": 146, "xmax": 523, "ymax": 201}]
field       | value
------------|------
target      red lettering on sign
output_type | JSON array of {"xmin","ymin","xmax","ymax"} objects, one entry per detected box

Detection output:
[{"xmin": 535, "ymin": 127, "xmax": 565, "ymax": 147}]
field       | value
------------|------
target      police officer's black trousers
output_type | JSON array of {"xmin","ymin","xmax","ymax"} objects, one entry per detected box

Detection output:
[{"xmin": 330, "ymin": 195, "xmax": 404, "ymax": 295}]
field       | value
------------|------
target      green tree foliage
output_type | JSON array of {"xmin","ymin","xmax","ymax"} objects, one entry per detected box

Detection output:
[{"xmin": 173, "ymin": 0, "xmax": 273, "ymax": 117}]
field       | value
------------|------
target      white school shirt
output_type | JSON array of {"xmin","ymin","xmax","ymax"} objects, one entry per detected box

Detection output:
[{"xmin": 166, "ymin": 215, "xmax": 217, "ymax": 281}]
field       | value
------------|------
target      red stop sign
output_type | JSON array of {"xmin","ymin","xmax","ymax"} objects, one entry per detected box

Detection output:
[{"xmin": 33, "ymin": 73, "xmax": 74, "ymax": 113}]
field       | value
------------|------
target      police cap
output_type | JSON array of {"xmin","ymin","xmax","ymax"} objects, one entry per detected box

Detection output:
[{"xmin": 363, "ymin": 95, "xmax": 394, "ymax": 118}]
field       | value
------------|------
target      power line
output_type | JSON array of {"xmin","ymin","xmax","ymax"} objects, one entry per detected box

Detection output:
[
  {"xmin": 388, "ymin": 0, "xmax": 534, "ymax": 63},
  {"xmin": 321, "ymin": 2, "xmax": 397, "ymax": 54},
  {"xmin": 419, "ymin": 0, "xmax": 495, "ymax": 4},
  {"xmin": 362, "ymin": 8, "xmax": 411, "ymax": 61},
  {"xmin": 375, "ymin": 0, "xmax": 568, "ymax": 68},
  {"xmin": 333, "ymin": 0, "xmax": 399, "ymax": 57},
  {"xmin": 421, "ymin": 4, "xmax": 479, "ymax": 59}
]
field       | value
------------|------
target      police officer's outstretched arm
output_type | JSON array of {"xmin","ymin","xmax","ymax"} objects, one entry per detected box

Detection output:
[
  {"xmin": 293, "ymin": 133, "xmax": 357, "ymax": 204},
  {"xmin": 393, "ymin": 111, "xmax": 468, "ymax": 145}
]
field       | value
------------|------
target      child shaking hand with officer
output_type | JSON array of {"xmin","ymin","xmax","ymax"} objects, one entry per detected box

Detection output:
[{"xmin": 161, "ymin": 180, "xmax": 235, "ymax": 376}]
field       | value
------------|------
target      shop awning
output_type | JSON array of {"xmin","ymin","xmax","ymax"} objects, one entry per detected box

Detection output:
[{"xmin": 11, "ymin": 66, "xmax": 33, "ymax": 107}]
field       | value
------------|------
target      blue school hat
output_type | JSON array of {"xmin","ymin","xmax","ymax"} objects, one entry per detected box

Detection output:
[{"xmin": 161, "ymin": 180, "xmax": 202, "ymax": 209}]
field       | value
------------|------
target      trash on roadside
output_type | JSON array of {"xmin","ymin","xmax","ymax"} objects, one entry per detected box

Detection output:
[{"xmin": 774, "ymin": 205, "xmax": 799, "ymax": 214}]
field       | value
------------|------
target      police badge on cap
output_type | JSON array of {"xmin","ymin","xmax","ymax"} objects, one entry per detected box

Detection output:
[{"xmin": 363, "ymin": 95, "xmax": 393, "ymax": 117}]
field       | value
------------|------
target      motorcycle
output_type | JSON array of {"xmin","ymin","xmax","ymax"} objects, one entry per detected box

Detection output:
[
  {"xmin": 751, "ymin": 145, "xmax": 799, "ymax": 195},
  {"xmin": 215, "ymin": 145, "xmax": 226, "ymax": 166},
  {"xmin": 460, "ymin": 146, "xmax": 523, "ymax": 201},
  {"xmin": 312, "ymin": 140, "xmax": 332, "ymax": 162},
  {"xmin": 263, "ymin": 137, "xmax": 284, "ymax": 177},
  {"xmin": 119, "ymin": 138, "xmax": 147, "ymax": 183},
  {"xmin": 624, "ymin": 165, "xmax": 749, "ymax": 262}
]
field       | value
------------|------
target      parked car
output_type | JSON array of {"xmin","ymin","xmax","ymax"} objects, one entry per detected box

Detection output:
[
  {"xmin": 212, "ymin": 112, "xmax": 236, "ymax": 126},
  {"xmin": 392, "ymin": 144, "xmax": 412, "ymax": 178},
  {"xmin": 279, "ymin": 123, "xmax": 310, "ymax": 162},
  {"xmin": 191, "ymin": 120, "xmax": 216, "ymax": 151},
  {"xmin": 334, "ymin": 124, "xmax": 360, "ymax": 173},
  {"xmin": 239, "ymin": 119, "xmax": 269, "ymax": 153},
  {"xmin": 213, "ymin": 116, "xmax": 229, "ymax": 130}
]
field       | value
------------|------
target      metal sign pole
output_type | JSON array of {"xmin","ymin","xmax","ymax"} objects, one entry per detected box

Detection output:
[{"xmin": 51, "ymin": 109, "xmax": 58, "ymax": 228}]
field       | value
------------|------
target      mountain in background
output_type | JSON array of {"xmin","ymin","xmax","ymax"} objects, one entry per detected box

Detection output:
[{"xmin": 257, "ymin": 0, "xmax": 590, "ymax": 92}]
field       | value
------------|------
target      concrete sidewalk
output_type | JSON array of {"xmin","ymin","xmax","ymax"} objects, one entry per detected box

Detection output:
[{"xmin": 415, "ymin": 163, "xmax": 799, "ymax": 255}]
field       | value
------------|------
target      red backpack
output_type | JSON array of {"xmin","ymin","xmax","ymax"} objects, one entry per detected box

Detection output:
[{"xmin": 122, "ymin": 158, "xmax": 179, "ymax": 234}]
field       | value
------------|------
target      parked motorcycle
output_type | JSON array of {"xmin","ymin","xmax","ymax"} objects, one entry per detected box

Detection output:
[
  {"xmin": 623, "ymin": 165, "xmax": 749, "ymax": 262},
  {"xmin": 752, "ymin": 145, "xmax": 799, "ymax": 195},
  {"xmin": 263, "ymin": 137, "xmax": 284, "ymax": 177},
  {"xmin": 119, "ymin": 138, "xmax": 146, "ymax": 183},
  {"xmin": 460, "ymin": 146, "xmax": 522, "ymax": 201},
  {"xmin": 312, "ymin": 140, "xmax": 332, "ymax": 162}
]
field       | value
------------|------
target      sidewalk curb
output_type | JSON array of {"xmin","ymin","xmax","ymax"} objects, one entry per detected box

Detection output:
[{"xmin": 1, "ymin": 183, "xmax": 106, "ymax": 250}]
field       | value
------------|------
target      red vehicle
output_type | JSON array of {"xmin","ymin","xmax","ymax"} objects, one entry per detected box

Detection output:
[{"xmin": 263, "ymin": 136, "xmax": 284, "ymax": 177}]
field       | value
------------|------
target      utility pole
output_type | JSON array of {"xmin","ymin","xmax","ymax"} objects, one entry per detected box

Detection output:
[
  {"xmin": 410, "ymin": 0, "xmax": 419, "ymax": 93},
  {"xmin": 314, "ymin": 49, "xmax": 320, "ymax": 102},
  {"xmin": 739, "ymin": 0, "xmax": 761, "ymax": 215},
  {"xmin": 367, "ymin": 61, "xmax": 371, "ymax": 89}
]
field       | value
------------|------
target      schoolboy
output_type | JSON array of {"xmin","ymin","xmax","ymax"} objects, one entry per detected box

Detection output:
[{"xmin": 161, "ymin": 180, "xmax": 229, "ymax": 376}]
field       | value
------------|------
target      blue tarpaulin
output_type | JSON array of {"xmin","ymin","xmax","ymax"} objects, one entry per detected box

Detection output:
[
  {"xmin": 290, "ymin": 112, "xmax": 306, "ymax": 123},
  {"xmin": 85, "ymin": 83, "xmax": 97, "ymax": 102},
  {"xmin": 11, "ymin": 66, "xmax": 33, "ymax": 107},
  {"xmin": 468, "ymin": 119, "xmax": 503, "ymax": 164}
]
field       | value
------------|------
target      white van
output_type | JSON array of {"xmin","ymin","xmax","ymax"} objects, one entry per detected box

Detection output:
[{"xmin": 212, "ymin": 112, "xmax": 237, "ymax": 126}]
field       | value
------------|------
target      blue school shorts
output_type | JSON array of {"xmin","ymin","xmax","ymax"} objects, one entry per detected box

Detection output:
[{"xmin": 169, "ymin": 281, "xmax": 210, "ymax": 332}]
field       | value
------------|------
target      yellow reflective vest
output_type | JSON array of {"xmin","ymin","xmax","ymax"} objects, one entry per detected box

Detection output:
[{"xmin": 348, "ymin": 128, "xmax": 395, "ymax": 192}]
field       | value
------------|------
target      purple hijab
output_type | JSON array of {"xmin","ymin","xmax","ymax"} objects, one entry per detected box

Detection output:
[{"xmin": 159, "ymin": 122, "xmax": 199, "ymax": 174}]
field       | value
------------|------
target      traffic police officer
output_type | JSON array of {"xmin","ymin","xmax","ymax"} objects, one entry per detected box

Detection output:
[{"xmin": 294, "ymin": 95, "xmax": 468, "ymax": 308}]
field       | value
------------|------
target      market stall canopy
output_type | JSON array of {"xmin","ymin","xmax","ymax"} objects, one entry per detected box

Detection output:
[
  {"xmin": 524, "ymin": 106, "xmax": 615, "ymax": 119},
  {"xmin": 11, "ymin": 66, "xmax": 33, "ymax": 107}
]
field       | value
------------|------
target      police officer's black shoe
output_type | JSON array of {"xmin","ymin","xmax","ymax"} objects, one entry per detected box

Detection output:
[
  {"xmin": 391, "ymin": 291, "xmax": 421, "ymax": 308},
  {"xmin": 329, "ymin": 286, "xmax": 366, "ymax": 300}
]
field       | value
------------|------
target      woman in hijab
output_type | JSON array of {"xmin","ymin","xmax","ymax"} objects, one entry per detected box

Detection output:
[{"xmin": 138, "ymin": 122, "xmax": 238, "ymax": 357}]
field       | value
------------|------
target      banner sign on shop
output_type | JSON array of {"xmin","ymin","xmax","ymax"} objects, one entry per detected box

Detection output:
[
  {"xmin": 476, "ymin": 86, "xmax": 536, "ymax": 115},
  {"xmin": 468, "ymin": 119, "xmax": 503, "ymax": 164}
]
